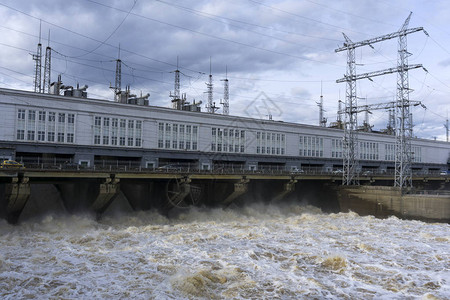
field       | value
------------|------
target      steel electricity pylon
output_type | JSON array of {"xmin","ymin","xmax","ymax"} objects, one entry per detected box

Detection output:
[{"xmin": 335, "ymin": 12, "xmax": 427, "ymax": 188}]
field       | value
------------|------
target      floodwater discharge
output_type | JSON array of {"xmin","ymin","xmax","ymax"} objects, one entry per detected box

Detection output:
[{"xmin": 0, "ymin": 201, "xmax": 449, "ymax": 299}]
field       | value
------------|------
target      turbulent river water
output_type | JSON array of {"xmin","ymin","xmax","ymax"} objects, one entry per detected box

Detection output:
[{"xmin": 0, "ymin": 202, "xmax": 449, "ymax": 299}]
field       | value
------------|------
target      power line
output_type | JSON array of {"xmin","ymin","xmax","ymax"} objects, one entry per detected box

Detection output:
[
  {"xmin": 72, "ymin": 0, "xmax": 137, "ymax": 58},
  {"xmin": 83, "ymin": 0, "xmax": 344, "ymax": 67},
  {"xmin": 154, "ymin": 0, "xmax": 342, "ymax": 44},
  {"xmin": 247, "ymin": 0, "xmax": 370, "ymax": 36}
]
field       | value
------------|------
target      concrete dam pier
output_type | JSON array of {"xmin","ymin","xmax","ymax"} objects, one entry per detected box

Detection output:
[{"xmin": 0, "ymin": 170, "xmax": 449, "ymax": 224}]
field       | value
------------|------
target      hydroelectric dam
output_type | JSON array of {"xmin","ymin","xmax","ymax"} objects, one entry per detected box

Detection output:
[{"xmin": 1, "ymin": 166, "xmax": 449, "ymax": 224}]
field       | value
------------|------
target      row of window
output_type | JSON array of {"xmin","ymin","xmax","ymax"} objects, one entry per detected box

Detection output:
[
  {"xmin": 256, "ymin": 131, "xmax": 286, "ymax": 155},
  {"xmin": 16, "ymin": 109, "xmax": 75, "ymax": 143},
  {"xmin": 299, "ymin": 136, "xmax": 324, "ymax": 157},
  {"xmin": 15, "ymin": 109, "xmax": 424, "ymax": 161},
  {"xmin": 385, "ymin": 144, "xmax": 422, "ymax": 162},
  {"xmin": 332, "ymin": 141, "xmax": 422, "ymax": 162},
  {"xmin": 211, "ymin": 127, "xmax": 245, "ymax": 153},
  {"xmin": 158, "ymin": 122, "xmax": 198, "ymax": 150},
  {"xmin": 93, "ymin": 116, "xmax": 142, "ymax": 147},
  {"xmin": 360, "ymin": 141, "xmax": 379, "ymax": 160},
  {"xmin": 331, "ymin": 139, "xmax": 343, "ymax": 158}
]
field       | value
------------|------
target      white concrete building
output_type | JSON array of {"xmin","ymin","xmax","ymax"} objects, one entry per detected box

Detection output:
[{"xmin": 0, "ymin": 87, "xmax": 448, "ymax": 173}]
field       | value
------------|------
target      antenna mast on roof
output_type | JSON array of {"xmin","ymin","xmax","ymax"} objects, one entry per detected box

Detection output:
[
  {"xmin": 32, "ymin": 20, "xmax": 42, "ymax": 93},
  {"xmin": 445, "ymin": 113, "xmax": 449, "ymax": 142},
  {"xmin": 42, "ymin": 30, "xmax": 52, "ymax": 93},
  {"xmin": 317, "ymin": 81, "xmax": 327, "ymax": 127},
  {"xmin": 206, "ymin": 57, "xmax": 214, "ymax": 113},
  {"xmin": 220, "ymin": 66, "xmax": 229, "ymax": 115},
  {"xmin": 111, "ymin": 45, "xmax": 122, "ymax": 102},
  {"xmin": 170, "ymin": 57, "xmax": 183, "ymax": 110}
]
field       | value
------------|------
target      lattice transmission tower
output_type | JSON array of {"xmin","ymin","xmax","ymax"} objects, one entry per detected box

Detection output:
[{"xmin": 335, "ymin": 12, "xmax": 427, "ymax": 189}]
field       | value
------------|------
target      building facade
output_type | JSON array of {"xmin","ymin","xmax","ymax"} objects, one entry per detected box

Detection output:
[{"xmin": 0, "ymin": 88, "xmax": 448, "ymax": 172}]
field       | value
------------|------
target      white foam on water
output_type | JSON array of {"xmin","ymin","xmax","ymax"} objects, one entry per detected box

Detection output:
[{"xmin": 0, "ymin": 203, "xmax": 449, "ymax": 299}]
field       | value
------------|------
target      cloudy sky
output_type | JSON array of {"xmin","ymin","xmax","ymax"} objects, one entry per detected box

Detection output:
[{"xmin": 0, "ymin": 0, "xmax": 449, "ymax": 141}]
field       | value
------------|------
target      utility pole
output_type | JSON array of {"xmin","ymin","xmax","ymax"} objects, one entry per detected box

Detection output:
[{"xmin": 335, "ymin": 12, "xmax": 427, "ymax": 189}]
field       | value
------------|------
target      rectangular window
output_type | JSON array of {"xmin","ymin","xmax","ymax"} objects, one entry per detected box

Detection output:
[
  {"xmin": 38, "ymin": 111, "xmax": 46, "ymax": 122},
  {"xmin": 27, "ymin": 130, "xmax": 35, "ymax": 141},
  {"xmin": 67, "ymin": 133, "xmax": 74, "ymax": 143},
  {"xmin": 94, "ymin": 135, "xmax": 100, "ymax": 145},
  {"xmin": 16, "ymin": 129, "xmax": 25, "ymax": 140},
  {"xmin": 68, "ymin": 114, "xmax": 75, "ymax": 124},
  {"xmin": 111, "ymin": 136, "xmax": 118, "ymax": 146},
  {"xmin": 28, "ymin": 110, "xmax": 36, "ymax": 121},
  {"xmin": 165, "ymin": 123, "xmax": 171, "ymax": 148},
  {"xmin": 18, "ymin": 109, "xmax": 25, "ymax": 120},
  {"xmin": 192, "ymin": 126, "xmax": 198, "ymax": 150},
  {"xmin": 58, "ymin": 113, "xmax": 65, "ymax": 123},
  {"xmin": 38, "ymin": 131, "xmax": 45, "ymax": 141},
  {"xmin": 48, "ymin": 132, "xmax": 55, "ymax": 142},
  {"xmin": 58, "ymin": 132, "xmax": 64, "ymax": 143},
  {"xmin": 172, "ymin": 124, "xmax": 178, "ymax": 149},
  {"xmin": 179, "ymin": 125, "xmax": 185, "ymax": 149},
  {"xmin": 48, "ymin": 112, "xmax": 56, "ymax": 122}
]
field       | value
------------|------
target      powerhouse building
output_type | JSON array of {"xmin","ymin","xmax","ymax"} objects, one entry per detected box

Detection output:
[{"xmin": 0, "ymin": 87, "xmax": 448, "ymax": 173}]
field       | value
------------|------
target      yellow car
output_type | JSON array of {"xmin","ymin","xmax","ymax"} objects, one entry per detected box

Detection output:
[{"xmin": 0, "ymin": 160, "xmax": 24, "ymax": 169}]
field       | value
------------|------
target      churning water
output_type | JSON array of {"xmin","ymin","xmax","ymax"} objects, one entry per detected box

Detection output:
[{"xmin": 0, "ymin": 202, "xmax": 448, "ymax": 299}]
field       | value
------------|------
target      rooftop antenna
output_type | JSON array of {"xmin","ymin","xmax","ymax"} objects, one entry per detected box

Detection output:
[
  {"xmin": 110, "ymin": 44, "xmax": 122, "ymax": 102},
  {"xmin": 170, "ymin": 56, "xmax": 182, "ymax": 109},
  {"xmin": 206, "ymin": 57, "xmax": 214, "ymax": 113},
  {"xmin": 445, "ymin": 112, "xmax": 449, "ymax": 142},
  {"xmin": 363, "ymin": 96, "xmax": 370, "ymax": 130},
  {"xmin": 317, "ymin": 81, "xmax": 327, "ymax": 127},
  {"xmin": 337, "ymin": 91, "xmax": 342, "ymax": 123},
  {"xmin": 42, "ymin": 29, "xmax": 52, "ymax": 93},
  {"xmin": 32, "ymin": 20, "xmax": 42, "ymax": 93},
  {"xmin": 220, "ymin": 66, "xmax": 229, "ymax": 115}
]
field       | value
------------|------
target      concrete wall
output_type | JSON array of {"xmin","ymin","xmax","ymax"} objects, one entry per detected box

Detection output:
[{"xmin": 338, "ymin": 185, "xmax": 450, "ymax": 222}]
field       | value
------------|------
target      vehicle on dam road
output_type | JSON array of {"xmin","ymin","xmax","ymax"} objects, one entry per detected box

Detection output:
[{"xmin": 0, "ymin": 160, "xmax": 24, "ymax": 169}]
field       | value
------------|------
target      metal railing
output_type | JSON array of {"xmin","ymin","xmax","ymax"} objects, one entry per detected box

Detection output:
[{"xmin": 9, "ymin": 157, "xmax": 445, "ymax": 177}]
